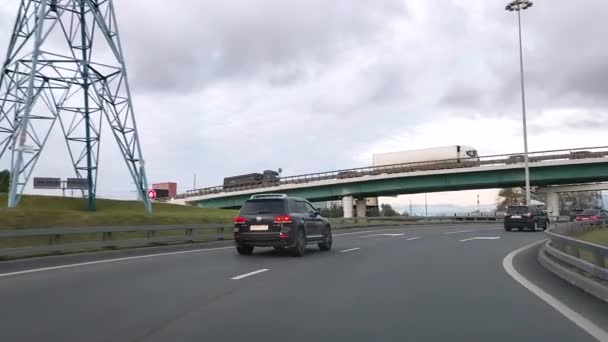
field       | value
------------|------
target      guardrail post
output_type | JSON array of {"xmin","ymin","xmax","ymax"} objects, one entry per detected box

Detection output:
[
  {"xmin": 550, "ymin": 240, "xmax": 563, "ymax": 253},
  {"xmin": 49, "ymin": 234, "xmax": 62, "ymax": 245},
  {"xmin": 570, "ymin": 246, "xmax": 580, "ymax": 258},
  {"xmin": 217, "ymin": 226, "xmax": 225, "ymax": 240},
  {"xmin": 186, "ymin": 228, "xmax": 193, "ymax": 242},
  {"xmin": 102, "ymin": 232, "xmax": 112, "ymax": 241},
  {"xmin": 146, "ymin": 230, "xmax": 156, "ymax": 239},
  {"xmin": 592, "ymin": 251, "xmax": 606, "ymax": 268}
]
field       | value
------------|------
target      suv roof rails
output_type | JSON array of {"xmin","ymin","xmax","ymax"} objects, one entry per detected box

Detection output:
[{"xmin": 250, "ymin": 193, "xmax": 288, "ymax": 200}]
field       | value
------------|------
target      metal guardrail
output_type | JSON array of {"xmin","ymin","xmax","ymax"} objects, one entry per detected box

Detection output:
[
  {"xmin": 543, "ymin": 221, "xmax": 608, "ymax": 280},
  {"xmin": 0, "ymin": 224, "xmax": 230, "ymax": 258},
  {"xmin": 175, "ymin": 145, "xmax": 608, "ymax": 199}
]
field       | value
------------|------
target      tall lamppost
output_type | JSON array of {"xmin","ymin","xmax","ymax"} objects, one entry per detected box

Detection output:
[{"xmin": 506, "ymin": 0, "xmax": 533, "ymax": 205}]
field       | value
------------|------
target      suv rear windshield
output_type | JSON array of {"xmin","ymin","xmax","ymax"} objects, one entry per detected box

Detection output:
[
  {"xmin": 580, "ymin": 209, "xmax": 600, "ymax": 215},
  {"xmin": 240, "ymin": 199, "xmax": 286, "ymax": 215},
  {"xmin": 507, "ymin": 206, "xmax": 529, "ymax": 214}
]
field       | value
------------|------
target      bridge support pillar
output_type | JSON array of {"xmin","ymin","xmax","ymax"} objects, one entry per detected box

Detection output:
[
  {"xmin": 546, "ymin": 191, "xmax": 560, "ymax": 220},
  {"xmin": 343, "ymin": 196, "xmax": 354, "ymax": 218},
  {"xmin": 356, "ymin": 199, "xmax": 366, "ymax": 218}
]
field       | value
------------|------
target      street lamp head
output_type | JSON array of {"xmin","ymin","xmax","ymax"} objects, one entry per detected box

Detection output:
[{"xmin": 505, "ymin": 0, "xmax": 533, "ymax": 11}]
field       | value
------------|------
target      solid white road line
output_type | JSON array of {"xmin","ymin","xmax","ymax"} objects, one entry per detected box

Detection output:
[
  {"xmin": 339, "ymin": 248, "xmax": 361, "ymax": 253},
  {"xmin": 443, "ymin": 228, "xmax": 502, "ymax": 235},
  {"xmin": 230, "ymin": 268, "xmax": 269, "ymax": 280},
  {"xmin": 459, "ymin": 236, "xmax": 501, "ymax": 242},
  {"xmin": 503, "ymin": 240, "xmax": 608, "ymax": 342},
  {"xmin": 0, "ymin": 246, "xmax": 235, "ymax": 278},
  {"xmin": 407, "ymin": 237, "xmax": 421, "ymax": 241}
]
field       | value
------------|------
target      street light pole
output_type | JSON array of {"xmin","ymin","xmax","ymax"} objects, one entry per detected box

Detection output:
[{"xmin": 506, "ymin": 0, "xmax": 533, "ymax": 206}]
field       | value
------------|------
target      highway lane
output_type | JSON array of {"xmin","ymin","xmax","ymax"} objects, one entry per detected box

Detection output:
[{"xmin": 0, "ymin": 223, "xmax": 604, "ymax": 341}]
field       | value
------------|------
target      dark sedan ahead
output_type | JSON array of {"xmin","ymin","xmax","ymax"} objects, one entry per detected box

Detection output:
[
  {"xmin": 504, "ymin": 205, "xmax": 549, "ymax": 232},
  {"xmin": 568, "ymin": 209, "xmax": 584, "ymax": 221},
  {"xmin": 575, "ymin": 209, "xmax": 608, "ymax": 222}
]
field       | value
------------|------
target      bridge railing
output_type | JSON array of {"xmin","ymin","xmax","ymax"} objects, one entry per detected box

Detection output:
[
  {"xmin": 542, "ymin": 221, "xmax": 608, "ymax": 282},
  {"xmin": 175, "ymin": 145, "xmax": 608, "ymax": 199}
]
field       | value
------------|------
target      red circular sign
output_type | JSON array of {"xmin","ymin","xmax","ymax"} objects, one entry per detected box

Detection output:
[{"xmin": 147, "ymin": 189, "xmax": 156, "ymax": 200}]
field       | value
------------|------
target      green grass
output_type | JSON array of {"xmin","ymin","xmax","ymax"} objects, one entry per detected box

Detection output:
[
  {"xmin": 578, "ymin": 229, "xmax": 608, "ymax": 247},
  {"xmin": 0, "ymin": 194, "xmax": 237, "ymax": 229},
  {"xmin": 570, "ymin": 229, "xmax": 608, "ymax": 267}
]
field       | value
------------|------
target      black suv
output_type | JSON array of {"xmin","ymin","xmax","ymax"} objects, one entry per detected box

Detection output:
[
  {"xmin": 233, "ymin": 194, "xmax": 332, "ymax": 257},
  {"xmin": 504, "ymin": 205, "xmax": 549, "ymax": 232}
]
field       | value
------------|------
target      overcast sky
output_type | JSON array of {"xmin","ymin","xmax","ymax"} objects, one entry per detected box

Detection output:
[{"xmin": 0, "ymin": 0, "xmax": 607, "ymax": 210}]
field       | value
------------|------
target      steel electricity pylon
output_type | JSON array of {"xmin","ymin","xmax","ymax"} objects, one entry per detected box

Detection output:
[{"xmin": 0, "ymin": 0, "xmax": 152, "ymax": 213}]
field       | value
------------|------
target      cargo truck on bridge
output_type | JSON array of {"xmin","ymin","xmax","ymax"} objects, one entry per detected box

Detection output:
[
  {"xmin": 372, "ymin": 145, "xmax": 480, "ymax": 169},
  {"xmin": 223, "ymin": 170, "xmax": 280, "ymax": 189}
]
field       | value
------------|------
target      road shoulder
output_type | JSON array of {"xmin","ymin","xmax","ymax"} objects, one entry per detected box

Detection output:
[{"xmin": 509, "ymin": 240, "xmax": 608, "ymax": 339}]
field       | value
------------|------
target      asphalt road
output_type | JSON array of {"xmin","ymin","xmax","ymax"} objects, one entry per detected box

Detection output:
[{"xmin": 0, "ymin": 223, "xmax": 606, "ymax": 341}]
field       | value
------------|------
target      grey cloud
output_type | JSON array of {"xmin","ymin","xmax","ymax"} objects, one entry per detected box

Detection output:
[
  {"xmin": 436, "ymin": 1, "xmax": 608, "ymax": 117},
  {"xmin": 1, "ymin": 1, "xmax": 607, "ymax": 198},
  {"xmin": 115, "ymin": 0, "xmax": 407, "ymax": 93},
  {"xmin": 440, "ymin": 85, "xmax": 483, "ymax": 107}
]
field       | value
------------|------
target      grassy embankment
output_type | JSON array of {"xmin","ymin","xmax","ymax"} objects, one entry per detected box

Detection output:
[{"xmin": 0, "ymin": 194, "xmax": 237, "ymax": 249}]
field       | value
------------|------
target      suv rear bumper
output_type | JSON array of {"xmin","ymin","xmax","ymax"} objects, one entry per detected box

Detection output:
[
  {"xmin": 504, "ymin": 219, "xmax": 535, "ymax": 228},
  {"xmin": 235, "ymin": 232, "xmax": 294, "ymax": 248}
]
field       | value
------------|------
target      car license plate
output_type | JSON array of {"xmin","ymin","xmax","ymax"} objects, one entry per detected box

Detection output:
[
  {"xmin": 511, "ymin": 215, "xmax": 521, "ymax": 218},
  {"xmin": 250, "ymin": 225, "xmax": 268, "ymax": 231}
]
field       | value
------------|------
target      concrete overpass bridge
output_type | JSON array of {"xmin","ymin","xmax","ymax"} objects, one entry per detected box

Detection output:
[{"xmin": 170, "ymin": 146, "xmax": 608, "ymax": 218}]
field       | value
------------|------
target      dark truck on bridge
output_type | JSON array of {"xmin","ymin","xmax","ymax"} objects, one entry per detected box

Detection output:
[{"xmin": 223, "ymin": 170, "xmax": 280, "ymax": 189}]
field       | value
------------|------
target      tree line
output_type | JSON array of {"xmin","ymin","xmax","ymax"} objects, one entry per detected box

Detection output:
[
  {"xmin": 0, "ymin": 169, "xmax": 9, "ymax": 193},
  {"xmin": 496, "ymin": 187, "xmax": 601, "ymax": 213},
  {"xmin": 319, "ymin": 202, "xmax": 404, "ymax": 218}
]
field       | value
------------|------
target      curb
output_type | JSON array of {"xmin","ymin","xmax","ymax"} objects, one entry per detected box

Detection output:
[{"xmin": 538, "ymin": 241, "xmax": 608, "ymax": 303}]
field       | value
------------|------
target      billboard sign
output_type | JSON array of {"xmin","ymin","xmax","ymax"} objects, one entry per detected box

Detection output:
[
  {"xmin": 66, "ymin": 178, "xmax": 88, "ymax": 189},
  {"xmin": 33, "ymin": 177, "xmax": 61, "ymax": 189}
]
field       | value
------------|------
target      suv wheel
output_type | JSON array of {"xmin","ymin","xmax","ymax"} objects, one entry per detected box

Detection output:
[
  {"xmin": 291, "ymin": 229, "xmax": 306, "ymax": 257},
  {"xmin": 318, "ymin": 227, "xmax": 332, "ymax": 251},
  {"xmin": 237, "ymin": 245, "xmax": 254, "ymax": 255},
  {"xmin": 504, "ymin": 226, "xmax": 512, "ymax": 232}
]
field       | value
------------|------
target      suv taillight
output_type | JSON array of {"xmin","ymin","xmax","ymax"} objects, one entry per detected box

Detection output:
[
  {"xmin": 591, "ymin": 215, "xmax": 598, "ymax": 220},
  {"xmin": 524, "ymin": 212, "xmax": 532, "ymax": 218},
  {"xmin": 274, "ymin": 215, "xmax": 292, "ymax": 224},
  {"xmin": 234, "ymin": 216, "xmax": 247, "ymax": 224}
]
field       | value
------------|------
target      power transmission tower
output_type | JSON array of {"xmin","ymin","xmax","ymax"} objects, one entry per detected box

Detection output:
[{"xmin": 0, "ymin": 0, "xmax": 152, "ymax": 213}]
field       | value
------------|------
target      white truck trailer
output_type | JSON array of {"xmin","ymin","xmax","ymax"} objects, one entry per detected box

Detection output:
[{"xmin": 372, "ymin": 145, "xmax": 480, "ymax": 167}]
